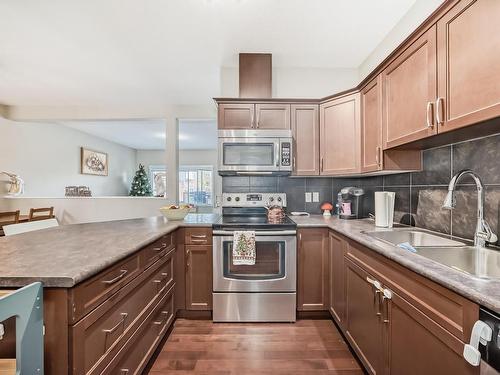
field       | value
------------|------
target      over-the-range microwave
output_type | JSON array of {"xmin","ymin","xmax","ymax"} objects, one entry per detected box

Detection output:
[{"xmin": 218, "ymin": 129, "xmax": 293, "ymax": 176}]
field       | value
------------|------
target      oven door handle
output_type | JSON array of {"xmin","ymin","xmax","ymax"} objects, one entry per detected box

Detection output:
[{"xmin": 213, "ymin": 230, "xmax": 296, "ymax": 236}]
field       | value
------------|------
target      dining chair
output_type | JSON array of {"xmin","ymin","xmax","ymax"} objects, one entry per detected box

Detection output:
[
  {"xmin": 0, "ymin": 210, "xmax": 20, "ymax": 236},
  {"xmin": 3, "ymin": 218, "xmax": 59, "ymax": 236},
  {"xmin": 28, "ymin": 207, "xmax": 54, "ymax": 221}
]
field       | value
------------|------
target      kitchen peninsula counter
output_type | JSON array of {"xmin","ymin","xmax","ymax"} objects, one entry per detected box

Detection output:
[{"xmin": 0, "ymin": 213, "xmax": 219, "ymax": 288}]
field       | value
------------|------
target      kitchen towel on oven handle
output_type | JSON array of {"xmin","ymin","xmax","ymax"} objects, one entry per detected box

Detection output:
[{"xmin": 233, "ymin": 231, "xmax": 256, "ymax": 265}]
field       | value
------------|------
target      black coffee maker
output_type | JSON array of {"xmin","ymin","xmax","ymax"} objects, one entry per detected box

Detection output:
[{"xmin": 337, "ymin": 187, "xmax": 365, "ymax": 219}]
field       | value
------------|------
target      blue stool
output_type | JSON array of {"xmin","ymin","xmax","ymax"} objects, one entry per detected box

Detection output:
[{"xmin": 0, "ymin": 282, "xmax": 44, "ymax": 374}]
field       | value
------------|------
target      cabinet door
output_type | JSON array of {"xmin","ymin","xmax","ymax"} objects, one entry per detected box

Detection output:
[
  {"xmin": 386, "ymin": 290, "xmax": 478, "ymax": 375},
  {"xmin": 255, "ymin": 103, "xmax": 291, "ymax": 129},
  {"xmin": 361, "ymin": 75, "xmax": 383, "ymax": 172},
  {"xmin": 345, "ymin": 259, "xmax": 384, "ymax": 375},
  {"xmin": 437, "ymin": 0, "xmax": 500, "ymax": 133},
  {"xmin": 319, "ymin": 93, "xmax": 361, "ymax": 175},
  {"xmin": 297, "ymin": 228, "xmax": 329, "ymax": 311},
  {"xmin": 185, "ymin": 245, "xmax": 212, "ymax": 310},
  {"xmin": 328, "ymin": 231, "xmax": 346, "ymax": 324},
  {"xmin": 382, "ymin": 26, "xmax": 437, "ymax": 149},
  {"xmin": 218, "ymin": 103, "xmax": 255, "ymax": 129},
  {"xmin": 291, "ymin": 104, "xmax": 319, "ymax": 175}
]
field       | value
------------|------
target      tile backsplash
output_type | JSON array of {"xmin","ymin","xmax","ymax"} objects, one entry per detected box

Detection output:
[{"xmin": 222, "ymin": 132, "xmax": 500, "ymax": 245}]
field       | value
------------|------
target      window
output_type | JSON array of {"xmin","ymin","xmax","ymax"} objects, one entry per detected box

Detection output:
[
  {"xmin": 179, "ymin": 165, "xmax": 213, "ymax": 206},
  {"xmin": 149, "ymin": 165, "xmax": 167, "ymax": 197}
]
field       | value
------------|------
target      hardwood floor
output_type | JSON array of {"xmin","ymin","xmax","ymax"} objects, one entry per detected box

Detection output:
[{"xmin": 147, "ymin": 319, "xmax": 364, "ymax": 374}]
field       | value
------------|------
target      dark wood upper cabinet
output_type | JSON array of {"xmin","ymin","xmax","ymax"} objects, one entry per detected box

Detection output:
[
  {"xmin": 218, "ymin": 103, "xmax": 255, "ymax": 129},
  {"xmin": 217, "ymin": 102, "xmax": 290, "ymax": 130},
  {"xmin": 328, "ymin": 231, "xmax": 346, "ymax": 324},
  {"xmin": 319, "ymin": 92, "xmax": 361, "ymax": 175},
  {"xmin": 291, "ymin": 104, "xmax": 319, "ymax": 175},
  {"xmin": 297, "ymin": 228, "xmax": 329, "ymax": 311},
  {"xmin": 361, "ymin": 75, "xmax": 383, "ymax": 172},
  {"xmin": 436, "ymin": 0, "xmax": 500, "ymax": 133},
  {"xmin": 185, "ymin": 244, "xmax": 212, "ymax": 310},
  {"xmin": 382, "ymin": 26, "xmax": 438, "ymax": 149},
  {"xmin": 255, "ymin": 103, "xmax": 291, "ymax": 129}
]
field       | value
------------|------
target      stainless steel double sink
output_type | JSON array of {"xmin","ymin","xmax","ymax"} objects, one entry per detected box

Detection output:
[{"xmin": 364, "ymin": 228, "xmax": 500, "ymax": 280}]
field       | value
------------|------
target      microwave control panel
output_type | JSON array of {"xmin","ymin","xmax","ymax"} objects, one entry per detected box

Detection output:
[{"xmin": 281, "ymin": 142, "xmax": 291, "ymax": 166}]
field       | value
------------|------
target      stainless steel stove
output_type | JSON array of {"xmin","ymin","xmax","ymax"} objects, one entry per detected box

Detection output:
[{"xmin": 212, "ymin": 193, "xmax": 297, "ymax": 322}]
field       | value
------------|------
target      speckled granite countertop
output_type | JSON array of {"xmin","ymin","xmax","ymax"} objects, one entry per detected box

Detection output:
[
  {"xmin": 291, "ymin": 215, "xmax": 500, "ymax": 314},
  {"xmin": 0, "ymin": 214, "xmax": 219, "ymax": 288}
]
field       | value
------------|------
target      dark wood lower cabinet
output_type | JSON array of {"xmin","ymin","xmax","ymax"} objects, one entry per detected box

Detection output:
[
  {"xmin": 345, "ymin": 259, "xmax": 384, "ymax": 375},
  {"xmin": 297, "ymin": 228, "xmax": 329, "ymax": 311},
  {"xmin": 185, "ymin": 244, "xmax": 212, "ymax": 310},
  {"xmin": 336, "ymin": 233, "xmax": 479, "ymax": 375},
  {"xmin": 328, "ymin": 231, "xmax": 346, "ymax": 324},
  {"xmin": 388, "ymin": 291, "xmax": 476, "ymax": 375}
]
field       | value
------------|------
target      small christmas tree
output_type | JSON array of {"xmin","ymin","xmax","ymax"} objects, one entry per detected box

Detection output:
[{"xmin": 129, "ymin": 164, "xmax": 153, "ymax": 196}]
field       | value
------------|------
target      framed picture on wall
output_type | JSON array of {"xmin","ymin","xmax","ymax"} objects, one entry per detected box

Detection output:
[{"xmin": 81, "ymin": 147, "xmax": 108, "ymax": 176}]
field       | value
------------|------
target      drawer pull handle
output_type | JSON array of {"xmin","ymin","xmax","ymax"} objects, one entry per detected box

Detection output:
[
  {"xmin": 153, "ymin": 311, "xmax": 171, "ymax": 326},
  {"xmin": 153, "ymin": 243, "xmax": 168, "ymax": 251},
  {"xmin": 190, "ymin": 239, "xmax": 206, "ymax": 243},
  {"xmin": 102, "ymin": 269, "xmax": 127, "ymax": 285},
  {"xmin": 103, "ymin": 313, "xmax": 128, "ymax": 334},
  {"xmin": 191, "ymin": 234, "xmax": 207, "ymax": 239},
  {"xmin": 120, "ymin": 369, "xmax": 129, "ymax": 375}
]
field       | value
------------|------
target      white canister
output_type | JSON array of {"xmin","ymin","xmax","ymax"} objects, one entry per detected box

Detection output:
[{"xmin": 374, "ymin": 191, "xmax": 396, "ymax": 228}]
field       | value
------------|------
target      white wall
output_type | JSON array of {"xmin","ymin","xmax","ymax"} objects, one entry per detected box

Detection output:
[
  {"xmin": 0, "ymin": 197, "xmax": 168, "ymax": 225},
  {"xmin": 220, "ymin": 67, "xmax": 358, "ymax": 98},
  {"xmin": 358, "ymin": 0, "xmax": 444, "ymax": 81},
  {"xmin": 136, "ymin": 150, "xmax": 166, "ymax": 168},
  {"xmin": 0, "ymin": 117, "xmax": 137, "ymax": 197}
]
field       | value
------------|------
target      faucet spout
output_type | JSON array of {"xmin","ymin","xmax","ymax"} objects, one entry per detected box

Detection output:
[{"xmin": 442, "ymin": 170, "xmax": 497, "ymax": 248}]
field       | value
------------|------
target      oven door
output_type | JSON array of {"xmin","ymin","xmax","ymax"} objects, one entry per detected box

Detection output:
[
  {"xmin": 213, "ymin": 230, "xmax": 296, "ymax": 292},
  {"xmin": 218, "ymin": 137, "xmax": 280, "ymax": 174}
]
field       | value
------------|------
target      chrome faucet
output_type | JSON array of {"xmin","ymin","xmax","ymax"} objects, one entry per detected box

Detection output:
[{"xmin": 442, "ymin": 169, "xmax": 497, "ymax": 248}]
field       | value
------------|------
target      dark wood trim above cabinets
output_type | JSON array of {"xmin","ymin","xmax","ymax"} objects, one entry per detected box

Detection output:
[{"xmin": 291, "ymin": 104, "xmax": 320, "ymax": 176}]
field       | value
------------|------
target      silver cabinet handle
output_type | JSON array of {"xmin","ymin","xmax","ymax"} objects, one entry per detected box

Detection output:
[
  {"xmin": 320, "ymin": 157, "xmax": 324, "ymax": 172},
  {"xmin": 103, "ymin": 312, "xmax": 128, "ymax": 334},
  {"xmin": 153, "ymin": 243, "xmax": 167, "ymax": 251},
  {"xmin": 426, "ymin": 101, "xmax": 434, "ymax": 128},
  {"xmin": 293, "ymin": 156, "xmax": 296, "ymax": 171},
  {"xmin": 375, "ymin": 146, "xmax": 382, "ymax": 167},
  {"xmin": 256, "ymin": 110, "xmax": 260, "ymax": 128},
  {"xmin": 250, "ymin": 110, "xmax": 255, "ymax": 128},
  {"xmin": 435, "ymin": 97, "xmax": 444, "ymax": 126},
  {"xmin": 102, "ymin": 269, "xmax": 127, "ymax": 285},
  {"xmin": 382, "ymin": 288, "xmax": 393, "ymax": 323},
  {"xmin": 120, "ymin": 369, "xmax": 129, "ymax": 375},
  {"xmin": 191, "ymin": 234, "xmax": 207, "ymax": 239}
]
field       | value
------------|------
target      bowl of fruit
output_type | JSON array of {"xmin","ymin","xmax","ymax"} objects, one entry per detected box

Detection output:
[{"xmin": 159, "ymin": 204, "xmax": 194, "ymax": 220}]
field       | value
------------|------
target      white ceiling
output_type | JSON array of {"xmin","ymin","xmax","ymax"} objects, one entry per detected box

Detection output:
[
  {"xmin": 61, "ymin": 118, "xmax": 217, "ymax": 150},
  {"xmin": 0, "ymin": 0, "xmax": 423, "ymax": 107}
]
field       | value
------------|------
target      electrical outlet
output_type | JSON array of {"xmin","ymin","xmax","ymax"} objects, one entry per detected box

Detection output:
[
  {"xmin": 305, "ymin": 192, "xmax": 312, "ymax": 203},
  {"xmin": 312, "ymin": 192, "xmax": 320, "ymax": 202}
]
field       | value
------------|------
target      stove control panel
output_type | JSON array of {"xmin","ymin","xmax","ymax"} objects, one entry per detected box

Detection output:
[{"xmin": 221, "ymin": 193, "xmax": 287, "ymax": 207}]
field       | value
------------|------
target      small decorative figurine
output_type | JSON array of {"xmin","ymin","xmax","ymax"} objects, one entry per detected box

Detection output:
[{"xmin": 321, "ymin": 202, "xmax": 333, "ymax": 217}]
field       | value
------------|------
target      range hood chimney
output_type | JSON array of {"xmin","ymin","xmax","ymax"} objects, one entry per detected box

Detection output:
[{"xmin": 239, "ymin": 53, "xmax": 272, "ymax": 98}]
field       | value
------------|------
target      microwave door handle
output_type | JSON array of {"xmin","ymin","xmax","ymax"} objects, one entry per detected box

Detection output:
[
  {"xmin": 275, "ymin": 142, "xmax": 280, "ymax": 167},
  {"xmin": 213, "ymin": 230, "xmax": 297, "ymax": 236}
]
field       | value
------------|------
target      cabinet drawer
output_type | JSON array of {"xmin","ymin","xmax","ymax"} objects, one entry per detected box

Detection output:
[
  {"xmin": 184, "ymin": 228, "xmax": 212, "ymax": 245},
  {"xmin": 141, "ymin": 233, "xmax": 175, "ymax": 268},
  {"xmin": 71, "ymin": 256, "xmax": 173, "ymax": 375},
  {"xmin": 70, "ymin": 253, "xmax": 142, "ymax": 323},
  {"xmin": 107, "ymin": 286, "xmax": 175, "ymax": 375},
  {"xmin": 345, "ymin": 238, "xmax": 478, "ymax": 342}
]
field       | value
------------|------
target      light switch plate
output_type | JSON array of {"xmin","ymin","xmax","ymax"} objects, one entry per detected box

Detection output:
[
  {"xmin": 312, "ymin": 192, "xmax": 320, "ymax": 202},
  {"xmin": 305, "ymin": 192, "xmax": 312, "ymax": 203}
]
